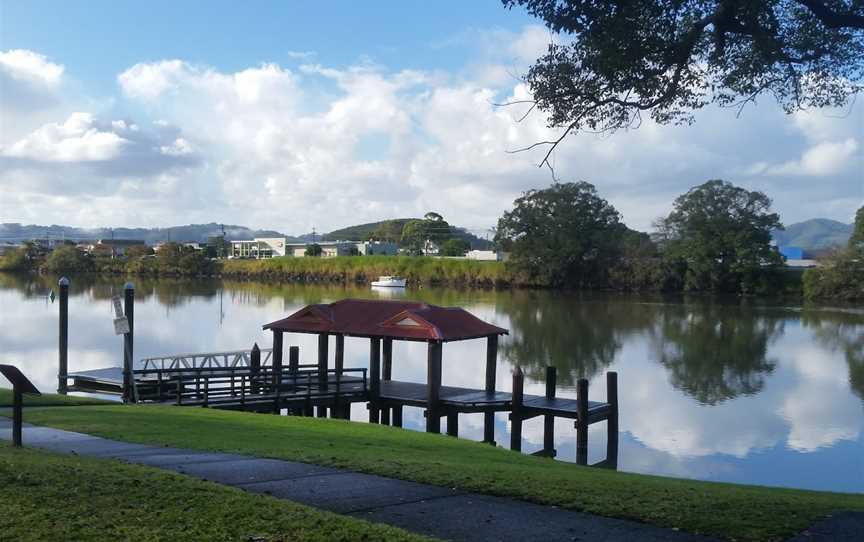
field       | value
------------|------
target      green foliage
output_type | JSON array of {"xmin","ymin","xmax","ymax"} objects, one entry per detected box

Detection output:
[
  {"xmin": 151, "ymin": 243, "xmax": 215, "ymax": 276},
  {"xmin": 0, "ymin": 247, "xmax": 34, "ymax": 271},
  {"xmin": 504, "ymin": 0, "xmax": 864, "ymax": 163},
  {"xmin": 496, "ymin": 182, "xmax": 623, "ymax": 287},
  {"xmin": 803, "ymin": 250, "xmax": 864, "ymax": 301},
  {"xmin": 305, "ymin": 243, "xmax": 323, "ymax": 257},
  {"xmin": 222, "ymin": 255, "xmax": 511, "ymax": 288},
  {"xmin": 40, "ymin": 245, "xmax": 94, "ymax": 274},
  {"xmin": 439, "ymin": 238, "xmax": 470, "ymax": 257},
  {"xmin": 401, "ymin": 212, "xmax": 454, "ymax": 254},
  {"xmin": 124, "ymin": 244, "xmax": 155, "ymax": 259},
  {"xmin": 17, "ymin": 405, "xmax": 864, "ymax": 541},
  {"xmin": 657, "ymin": 180, "xmax": 783, "ymax": 293}
]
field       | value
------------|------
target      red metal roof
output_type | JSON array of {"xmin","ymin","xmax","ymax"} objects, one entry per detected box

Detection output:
[{"xmin": 263, "ymin": 299, "xmax": 508, "ymax": 342}]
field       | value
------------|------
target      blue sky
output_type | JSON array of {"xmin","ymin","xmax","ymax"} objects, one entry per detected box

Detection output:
[{"xmin": 0, "ymin": 1, "xmax": 861, "ymax": 234}]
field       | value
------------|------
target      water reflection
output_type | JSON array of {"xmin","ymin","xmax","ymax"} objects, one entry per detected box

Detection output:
[
  {"xmin": 0, "ymin": 273, "xmax": 862, "ymax": 493},
  {"xmin": 650, "ymin": 303, "xmax": 781, "ymax": 405}
]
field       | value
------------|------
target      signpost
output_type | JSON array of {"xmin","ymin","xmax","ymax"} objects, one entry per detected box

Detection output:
[{"xmin": 0, "ymin": 365, "xmax": 41, "ymax": 447}]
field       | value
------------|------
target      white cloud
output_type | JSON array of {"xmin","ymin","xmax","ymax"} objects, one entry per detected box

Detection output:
[
  {"xmin": 1, "ymin": 112, "xmax": 128, "ymax": 162},
  {"xmin": 764, "ymin": 138, "xmax": 860, "ymax": 176},
  {"xmin": 0, "ymin": 49, "xmax": 64, "ymax": 87}
]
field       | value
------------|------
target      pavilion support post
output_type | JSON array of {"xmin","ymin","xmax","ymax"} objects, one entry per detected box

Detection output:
[
  {"xmin": 576, "ymin": 378, "xmax": 589, "ymax": 466},
  {"xmin": 369, "ymin": 338, "xmax": 381, "ymax": 423},
  {"xmin": 425, "ymin": 341, "xmax": 442, "ymax": 434},
  {"xmin": 12, "ymin": 387, "xmax": 22, "ymax": 447},
  {"xmin": 382, "ymin": 338, "xmax": 393, "ymax": 380},
  {"xmin": 289, "ymin": 346, "xmax": 299, "ymax": 372},
  {"xmin": 510, "ymin": 367, "xmax": 524, "ymax": 452},
  {"xmin": 250, "ymin": 344, "xmax": 261, "ymax": 395},
  {"xmin": 57, "ymin": 277, "xmax": 69, "ymax": 394},
  {"xmin": 392, "ymin": 404, "xmax": 403, "ymax": 427},
  {"xmin": 271, "ymin": 332, "xmax": 283, "ymax": 387},
  {"xmin": 333, "ymin": 334, "xmax": 344, "ymax": 418},
  {"xmin": 317, "ymin": 333, "xmax": 329, "ymax": 417},
  {"xmin": 543, "ymin": 366, "xmax": 557, "ymax": 457},
  {"xmin": 446, "ymin": 411, "xmax": 458, "ymax": 437},
  {"xmin": 606, "ymin": 371, "xmax": 619, "ymax": 468},
  {"xmin": 483, "ymin": 335, "xmax": 498, "ymax": 445}
]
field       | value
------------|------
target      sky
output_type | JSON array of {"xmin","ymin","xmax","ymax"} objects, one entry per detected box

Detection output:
[{"xmin": 1, "ymin": 0, "xmax": 861, "ymax": 236}]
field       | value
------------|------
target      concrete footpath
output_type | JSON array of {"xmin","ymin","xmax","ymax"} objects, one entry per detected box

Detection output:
[{"xmin": 2, "ymin": 419, "xmax": 859, "ymax": 542}]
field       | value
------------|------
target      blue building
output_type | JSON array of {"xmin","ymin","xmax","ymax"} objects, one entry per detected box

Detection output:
[{"xmin": 779, "ymin": 246, "xmax": 804, "ymax": 260}]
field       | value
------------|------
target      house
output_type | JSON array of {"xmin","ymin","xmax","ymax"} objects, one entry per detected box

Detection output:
[{"xmin": 229, "ymin": 238, "xmax": 399, "ymax": 259}]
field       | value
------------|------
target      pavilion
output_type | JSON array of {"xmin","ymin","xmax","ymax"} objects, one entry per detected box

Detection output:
[{"xmin": 263, "ymin": 298, "xmax": 508, "ymax": 437}]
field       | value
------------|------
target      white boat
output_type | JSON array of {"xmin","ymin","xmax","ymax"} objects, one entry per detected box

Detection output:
[{"xmin": 371, "ymin": 275, "xmax": 406, "ymax": 288}]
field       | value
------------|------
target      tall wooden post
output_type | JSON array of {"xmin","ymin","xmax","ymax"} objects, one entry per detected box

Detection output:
[
  {"xmin": 288, "ymin": 346, "xmax": 299, "ymax": 372},
  {"xmin": 510, "ymin": 366, "xmax": 524, "ymax": 451},
  {"xmin": 12, "ymin": 387, "xmax": 22, "ymax": 447},
  {"xmin": 317, "ymin": 333, "xmax": 329, "ymax": 417},
  {"xmin": 576, "ymin": 378, "xmax": 589, "ymax": 466},
  {"xmin": 382, "ymin": 338, "xmax": 393, "ymax": 380},
  {"xmin": 122, "ymin": 282, "xmax": 134, "ymax": 403},
  {"xmin": 446, "ymin": 411, "xmax": 458, "ymax": 437},
  {"xmin": 334, "ymin": 334, "xmax": 345, "ymax": 418},
  {"xmin": 250, "ymin": 343, "xmax": 261, "ymax": 394},
  {"xmin": 271, "ymin": 332, "xmax": 283, "ymax": 387},
  {"xmin": 483, "ymin": 335, "xmax": 498, "ymax": 444},
  {"xmin": 369, "ymin": 338, "xmax": 381, "ymax": 423},
  {"xmin": 57, "ymin": 277, "xmax": 69, "ymax": 394},
  {"xmin": 426, "ymin": 340, "xmax": 442, "ymax": 433},
  {"xmin": 543, "ymin": 366, "xmax": 557, "ymax": 457},
  {"xmin": 606, "ymin": 371, "xmax": 619, "ymax": 468}
]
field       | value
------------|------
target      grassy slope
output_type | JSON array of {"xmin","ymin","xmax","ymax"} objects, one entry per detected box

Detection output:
[
  {"xmin": 0, "ymin": 388, "xmax": 113, "ymax": 407},
  {"xmin": 12, "ymin": 404, "xmax": 864, "ymax": 541},
  {"xmin": 0, "ymin": 443, "xmax": 431, "ymax": 542}
]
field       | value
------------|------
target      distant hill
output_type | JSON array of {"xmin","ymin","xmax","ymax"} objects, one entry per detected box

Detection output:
[
  {"xmin": 323, "ymin": 219, "xmax": 493, "ymax": 249},
  {"xmin": 0, "ymin": 223, "xmax": 299, "ymax": 245},
  {"xmin": 772, "ymin": 219, "xmax": 852, "ymax": 250}
]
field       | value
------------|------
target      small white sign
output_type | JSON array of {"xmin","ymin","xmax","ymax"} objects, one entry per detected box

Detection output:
[
  {"xmin": 113, "ymin": 316, "xmax": 130, "ymax": 335},
  {"xmin": 111, "ymin": 295, "xmax": 124, "ymax": 318}
]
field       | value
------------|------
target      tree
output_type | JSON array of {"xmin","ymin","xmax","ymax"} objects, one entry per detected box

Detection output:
[
  {"xmin": 371, "ymin": 220, "xmax": 405, "ymax": 243},
  {"xmin": 41, "ymin": 246, "xmax": 93, "ymax": 273},
  {"xmin": 503, "ymin": 1, "xmax": 864, "ymax": 167},
  {"xmin": 440, "ymin": 238, "xmax": 471, "ymax": 257},
  {"xmin": 657, "ymin": 180, "xmax": 783, "ymax": 293},
  {"xmin": 495, "ymin": 181, "xmax": 623, "ymax": 287},
  {"xmin": 849, "ymin": 205, "xmax": 864, "ymax": 251},
  {"xmin": 125, "ymin": 245, "xmax": 155, "ymax": 259},
  {"xmin": 400, "ymin": 212, "xmax": 454, "ymax": 254},
  {"xmin": 304, "ymin": 243, "xmax": 323, "ymax": 257}
]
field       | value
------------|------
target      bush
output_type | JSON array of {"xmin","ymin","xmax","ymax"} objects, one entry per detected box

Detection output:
[{"xmin": 40, "ymin": 246, "xmax": 93, "ymax": 273}]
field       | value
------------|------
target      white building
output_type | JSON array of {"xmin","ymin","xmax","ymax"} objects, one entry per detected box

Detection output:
[
  {"xmin": 229, "ymin": 238, "xmax": 398, "ymax": 259},
  {"xmin": 466, "ymin": 250, "xmax": 504, "ymax": 261},
  {"xmin": 231, "ymin": 237, "xmax": 289, "ymax": 259}
]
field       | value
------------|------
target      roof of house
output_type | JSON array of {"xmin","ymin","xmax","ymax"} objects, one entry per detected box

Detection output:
[{"xmin": 263, "ymin": 298, "xmax": 508, "ymax": 342}]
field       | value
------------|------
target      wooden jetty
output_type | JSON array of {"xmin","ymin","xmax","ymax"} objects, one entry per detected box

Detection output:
[{"xmin": 62, "ymin": 297, "xmax": 618, "ymax": 466}]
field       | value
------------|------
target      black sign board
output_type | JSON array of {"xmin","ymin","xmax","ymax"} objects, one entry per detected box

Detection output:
[{"xmin": 0, "ymin": 364, "xmax": 41, "ymax": 396}]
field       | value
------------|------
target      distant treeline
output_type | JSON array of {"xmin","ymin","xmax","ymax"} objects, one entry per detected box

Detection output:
[{"xmin": 2, "ymin": 181, "xmax": 861, "ymax": 300}]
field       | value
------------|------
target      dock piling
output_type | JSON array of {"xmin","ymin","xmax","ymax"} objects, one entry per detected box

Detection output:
[
  {"xmin": 57, "ymin": 277, "xmax": 69, "ymax": 394},
  {"xmin": 542, "ymin": 366, "xmax": 557, "ymax": 457},
  {"xmin": 606, "ymin": 371, "xmax": 619, "ymax": 467},
  {"xmin": 122, "ymin": 282, "xmax": 134, "ymax": 403},
  {"xmin": 510, "ymin": 366, "xmax": 524, "ymax": 452},
  {"xmin": 425, "ymin": 341, "xmax": 442, "ymax": 433},
  {"xmin": 576, "ymin": 378, "xmax": 589, "ymax": 465},
  {"xmin": 369, "ymin": 338, "xmax": 381, "ymax": 423},
  {"xmin": 483, "ymin": 335, "xmax": 498, "ymax": 445}
]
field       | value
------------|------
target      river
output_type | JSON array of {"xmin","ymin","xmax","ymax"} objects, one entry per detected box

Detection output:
[{"xmin": 1, "ymin": 272, "xmax": 861, "ymax": 493}]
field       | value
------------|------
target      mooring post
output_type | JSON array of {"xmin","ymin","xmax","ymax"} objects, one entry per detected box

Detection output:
[
  {"xmin": 57, "ymin": 276, "xmax": 69, "ymax": 394},
  {"xmin": 606, "ymin": 371, "xmax": 619, "ymax": 467},
  {"xmin": 250, "ymin": 343, "xmax": 261, "ymax": 394},
  {"xmin": 382, "ymin": 338, "xmax": 393, "ymax": 380},
  {"xmin": 483, "ymin": 334, "xmax": 498, "ymax": 445},
  {"xmin": 446, "ymin": 410, "xmax": 458, "ymax": 437},
  {"xmin": 369, "ymin": 337, "xmax": 381, "ymax": 423},
  {"xmin": 12, "ymin": 387, "xmax": 22, "ymax": 447},
  {"xmin": 122, "ymin": 282, "xmax": 134, "ymax": 403},
  {"xmin": 425, "ymin": 340, "xmax": 442, "ymax": 433},
  {"xmin": 271, "ymin": 331, "xmax": 283, "ymax": 387},
  {"xmin": 510, "ymin": 366, "xmax": 524, "ymax": 452},
  {"xmin": 317, "ymin": 333, "xmax": 329, "ymax": 417},
  {"xmin": 392, "ymin": 404, "xmax": 403, "ymax": 427},
  {"xmin": 576, "ymin": 378, "xmax": 589, "ymax": 466},
  {"xmin": 543, "ymin": 366, "xmax": 557, "ymax": 457}
]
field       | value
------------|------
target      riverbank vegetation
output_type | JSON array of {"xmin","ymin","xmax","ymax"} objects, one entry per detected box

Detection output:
[
  {"xmin": 2, "ymin": 180, "xmax": 859, "ymax": 299},
  {"xmin": 0, "ymin": 443, "xmax": 430, "ymax": 542},
  {"xmin": 10, "ymin": 403, "xmax": 864, "ymax": 541}
]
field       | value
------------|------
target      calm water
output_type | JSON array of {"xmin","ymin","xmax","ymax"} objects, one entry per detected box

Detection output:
[{"xmin": 1, "ymin": 273, "xmax": 862, "ymax": 493}]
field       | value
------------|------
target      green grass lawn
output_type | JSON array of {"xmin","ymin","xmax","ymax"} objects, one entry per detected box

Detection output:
[
  {"xmin": 0, "ymin": 388, "xmax": 113, "ymax": 407},
  {"xmin": 0, "ymin": 443, "xmax": 432, "ymax": 542},
  {"xmin": 7, "ymin": 401, "xmax": 864, "ymax": 541}
]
